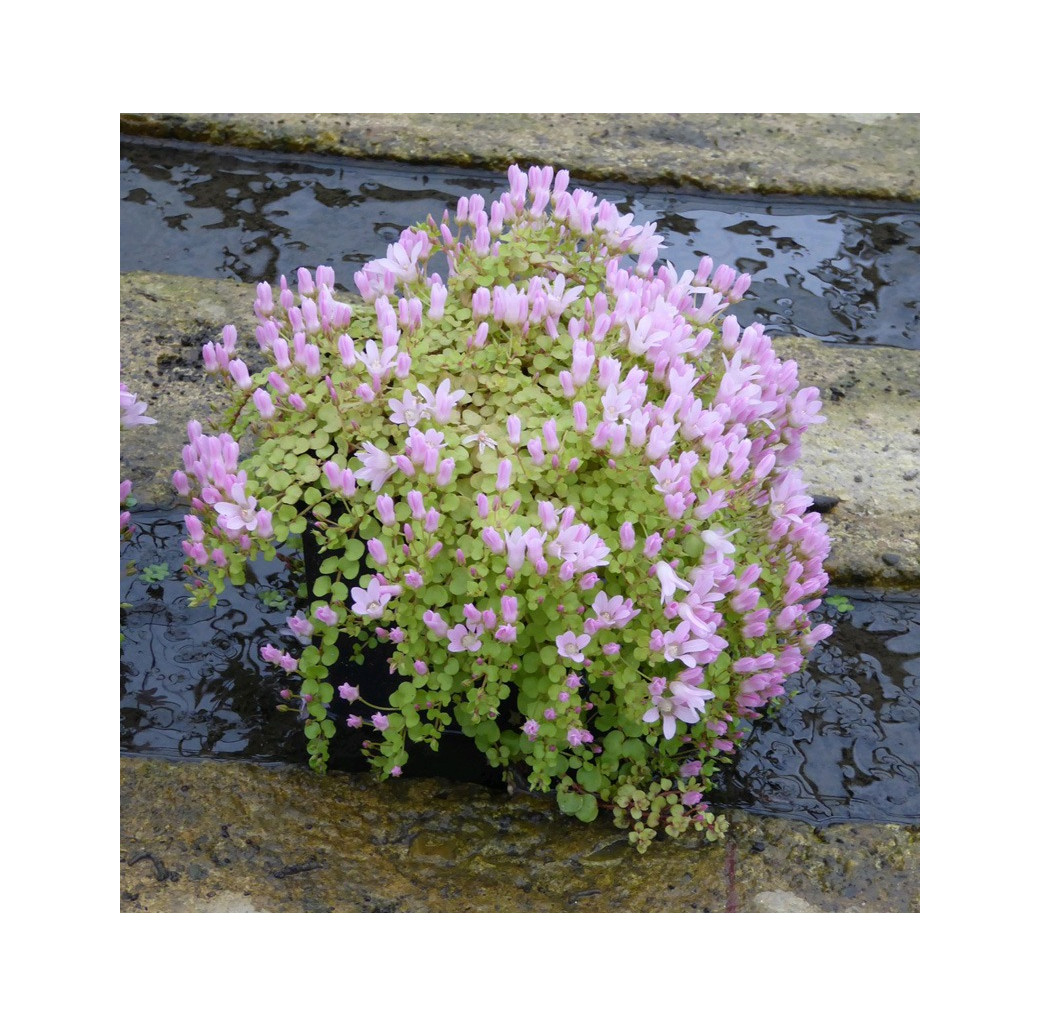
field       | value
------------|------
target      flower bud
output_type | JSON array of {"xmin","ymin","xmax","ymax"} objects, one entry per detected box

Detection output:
[{"xmin": 375, "ymin": 494, "xmax": 396, "ymax": 525}]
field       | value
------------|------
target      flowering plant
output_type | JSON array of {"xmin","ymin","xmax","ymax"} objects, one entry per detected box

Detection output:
[{"xmin": 175, "ymin": 165, "xmax": 832, "ymax": 850}]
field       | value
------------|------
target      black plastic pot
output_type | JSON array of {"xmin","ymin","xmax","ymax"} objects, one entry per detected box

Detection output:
[{"xmin": 301, "ymin": 519, "xmax": 506, "ymax": 785}]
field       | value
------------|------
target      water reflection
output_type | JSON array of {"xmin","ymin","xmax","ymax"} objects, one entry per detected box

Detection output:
[{"xmin": 120, "ymin": 138, "xmax": 919, "ymax": 349}]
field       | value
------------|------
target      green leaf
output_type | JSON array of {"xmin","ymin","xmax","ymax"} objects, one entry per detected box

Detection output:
[
  {"xmin": 576, "ymin": 766, "xmax": 603, "ymax": 792},
  {"xmin": 556, "ymin": 790, "xmax": 583, "ymax": 816},
  {"xmin": 575, "ymin": 794, "xmax": 599, "ymax": 823},
  {"xmin": 257, "ymin": 589, "xmax": 288, "ymax": 611},
  {"xmin": 425, "ymin": 584, "xmax": 449, "ymax": 607},
  {"xmin": 448, "ymin": 568, "xmax": 471, "ymax": 596}
]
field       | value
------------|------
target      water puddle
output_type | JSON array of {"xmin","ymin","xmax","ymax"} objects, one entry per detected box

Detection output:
[
  {"xmin": 121, "ymin": 508, "xmax": 919, "ymax": 824},
  {"xmin": 120, "ymin": 137, "xmax": 919, "ymax": 349}
]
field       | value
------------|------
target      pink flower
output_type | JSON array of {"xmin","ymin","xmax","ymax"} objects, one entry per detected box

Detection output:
[
  {"xmin": 388, "ymin": 389, "xmax": 426, "ymax": 427},
  {"xmin": 472, "ymin": 287, "xmax": 491, "ymax": 318},
  {"xmin": 338, "ymin": 682, "xmax": 360, "ymax": 702},
  {"xmin": 658, "ymin": 621, "xmax": 709, "ymax": 667},
  {"xmin": 350, "ymin": 578, "xmax": 394, "ymax": 618},
  {"xmin": 591, "ymin": 592, "xmax": 639, "ymax": 628},
  {"xmin": 119, "ymin": 382, "xmax": 157, "ymax": 427},
  {"xmin": 183, "ymin": 513, "xmax": 204, "ymax": 542},
  {"xmin": 355, "ymin": 443, "xmax": 396, "ymax": 491},
  {"xmin": 227, "ymin": 359, "xmax": 251, "ymax": 389},
  {"xmin": 503, "ymin": 528, "xmax": 528, "ymax": 572},
  {"xmin": 375, "ymin": 494, "xmax": 396, "ymax": 525},
  {"xmin": 701, "ymin": 527, "xmax": 739, "ymax": 558},
  {"xmin": 314, "ymin": 605, "xmax": 338, "ymax": 626},
  {"xmin": 214, "ymin": 483, "xmax": 259, "ymax": 532},
  {"xmin": 492, "ymin": 283, "xmax": 529, "ymax": 324},
  {"xmin": 261, "ymin": 643, "xmax": 285, "ymax": 666},
  {"xmin": 435, "ymin": 458, "xmax": 455, "ymax": 486},
  {"xmin": 417, "ymin": 379, "xmax": 466, "ymax": 423},
  {"xmin": 522, "ymin": 719, "xmax": 540, "ymax": 739},
  {"xmin": 801, "ymin": 623, "xmax": 834, "ymax": 650},
  {"xmin": 372, "ymin": 712, "xmax": 390, "ymax": 731},
  {"xmin": 556, "ymin": 630, "xmax": 590, "ymax": 664},
  {"xmin": 654, "ymin": 561, "xmax": 692, "ymax": 604},
  {"xmin": 642, "ymin": 680, "xmax": 715, "ymax": 740},
  {"xmin": 548, "ymin": 522, "xmax": 611, "ymax": 574},
  {"xmin": 429, "ymin": 283, "xmax": 447, "ymax": 320},
  {"xmin": 447, "ymin": 624, "xmax": 482, "ymax": 653}
]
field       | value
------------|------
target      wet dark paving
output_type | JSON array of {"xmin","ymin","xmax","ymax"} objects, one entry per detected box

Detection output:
[
  {"xmin": 121, "ymin": 509, "xmax": 919, "ymax": 825},
  {"xmin": 120, "ymin": 138, "xmax": 919, "ymax": 349}
]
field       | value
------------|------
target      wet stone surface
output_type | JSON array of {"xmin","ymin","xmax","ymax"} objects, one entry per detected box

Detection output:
[
  {"xmin": 120, "ymin": 758, "xmax": 919, "ymax": 913},
  {"xmin": 120, "ymin": 113, "xmax": 921, "ymax": 201},
  {"xmin": 121, "ymin": 138, "xmax": 919, "ymax": 349}
]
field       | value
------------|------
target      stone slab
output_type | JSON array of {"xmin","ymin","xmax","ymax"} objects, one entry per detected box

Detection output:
[
  {"xmin": 120, "ymin": 112, "xmax": 920, "ymax": 201},
  {"xmin": 120, "ymin": 757, "xmax": 919, "ymax": 913}
]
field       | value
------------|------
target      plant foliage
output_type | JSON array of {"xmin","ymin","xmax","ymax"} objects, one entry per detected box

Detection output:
[{"xmin": 174, "ymin": 165, "xmax": 833, "ymax": 849}]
